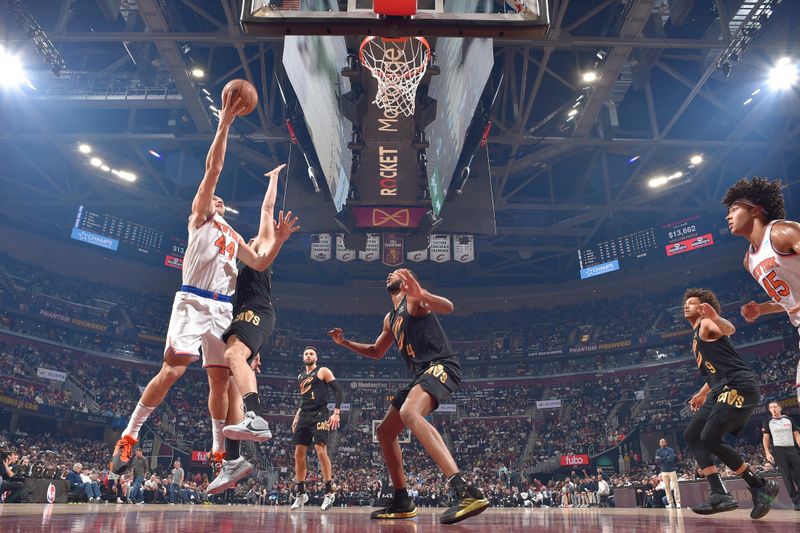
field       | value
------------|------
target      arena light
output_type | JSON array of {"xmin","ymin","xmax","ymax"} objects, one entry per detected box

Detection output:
[
  {"xmin": 768, "ymin": 57, "xmax": 799, "ymax": 90},
  {"xmin": 100, "ymin": 165, "xmax": 110, "ymax": 172},
  {"xmin": 0, "ymin": 46, "xmax": 34, "ymax": 89},
  {"xmin": 628, "ymin": 154, "xmax": 640, "ymax": 164},
  {"xmin": 689, "ymin": 155, "xmax": 703, "ymax": 166},
  {"xmin": 648, "ymin": 176, "xmax": 668, "ymax": 188},
  {"xmin": 148, "ymin": 149, "xmax": 162, "ymax": 159},
  {"xmin": 90, "ymin": 157, "xmax": 103, "ymax": 167},
  {"xmin": 78, "ymin": 144, "xmax": 92, "ymax": 154},
  {"xmin": 225, "ymin": 206, "xmax": 239, "ymax": 214},
  {"xmin": 191, "ymin": 68, "xmax": 205, "ymax": 79},
  {"xmin": 567, "ymin": 109, "xmax": 578, "ymax": 117},
  {"xmin": 582, "ymin": 71, "xmax": 598, "ymax": 83},
  {"xmin": 116, "ymin": 170, "xmax": 137, "ymax": 182},
  {"xmin": 209, "ymin": 105, "xmax": 219, "ymax": 113}
]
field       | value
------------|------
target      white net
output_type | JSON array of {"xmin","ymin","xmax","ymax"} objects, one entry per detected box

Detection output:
[{"xmin": 360, "ymin": 36, "xmax": 430, "ymax": 117}]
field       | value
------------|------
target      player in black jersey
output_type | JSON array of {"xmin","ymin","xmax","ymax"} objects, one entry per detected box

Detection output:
[
  {"xmin": 290, "ymin": 346, "xmax": 344, "ymax": 511},
  {"xmin": 205, "ymin": 165, "xmax": 300, "ymax": 495},
  {"xmin": 682, "ymin": 288, "xmax": 779, "ymax": 518},
  {"xmin": 328, "ymin": 269, "xmax": 489, "ymax": 525}
]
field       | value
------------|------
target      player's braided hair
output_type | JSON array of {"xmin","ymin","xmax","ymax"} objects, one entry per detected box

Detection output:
[
  {"xmin": 721, "ymin": 176, "xmax": 786, "ymax": 222},
  {"xmin": 683, "ymin": 288, "xmax": 721, "ymax": 314}
]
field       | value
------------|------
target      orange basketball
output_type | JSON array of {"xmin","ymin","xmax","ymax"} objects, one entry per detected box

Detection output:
[{"xmin": 222, "ymin": 79, "xmax": 259, "ymax": 116}]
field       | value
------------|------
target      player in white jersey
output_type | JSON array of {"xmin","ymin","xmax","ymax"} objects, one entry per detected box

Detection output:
[
  {"xmin": 723, "ymin": 176, "xmax": 800, "ymax": 407},
  {"xmin": 110, "ymin": 93, "xmax": 295, "ymax": 474}
]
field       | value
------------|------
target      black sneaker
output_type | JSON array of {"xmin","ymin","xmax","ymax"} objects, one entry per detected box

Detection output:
[
  {"xmin": 440, "ymin": 484, "xmax": 490, "ymax": 524},
  {"xmin": 691, "ymin": 492, "xmax": 738, "ymax": 515},
  {"xmin": 749, "ymin": 479, "xmax": 779, "ymax": 519},
  {"xmin": 370, "ymin": 497, "xmax": 417, "ymax": 519}
]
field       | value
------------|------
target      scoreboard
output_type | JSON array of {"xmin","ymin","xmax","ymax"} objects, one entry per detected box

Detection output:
[
  {"xmin": 578, "ymin": 214, "xmax": 718, "ymax": 279},
  {"xmin": 660, "ymin": 215, "xmax": 715, "ymax": 257},
  {"xmin": 577, "ymin": 228, "xmax": 658, "ymax": 270},
  {"xmin": 71, "ymin": 206, "xmax": 185, "ymax": 269}
]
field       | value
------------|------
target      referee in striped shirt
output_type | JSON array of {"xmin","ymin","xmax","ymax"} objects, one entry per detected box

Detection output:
[{"xmin": 762, "ymin": 401, "xmax": 800, "ymax": 511}]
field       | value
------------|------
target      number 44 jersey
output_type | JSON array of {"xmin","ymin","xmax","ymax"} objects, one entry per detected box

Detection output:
[{"xmin": 747, "ymin": 220, "xmax": 800, "ymax": 328}]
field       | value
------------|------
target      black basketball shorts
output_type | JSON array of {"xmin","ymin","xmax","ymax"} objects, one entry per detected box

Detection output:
[
  {"xmin": 391, "ymin": 358, "xmax": 462, "ymax": 412},
  {"xmin": 221, "ymin": 304, "xmax": 276, "ymax": 364},
  {"xmin": 293, "ymin": 410, "xmax": 330, "ymax": 447},
  {"xmin": 692, "ymin": 382, "xmax": 760, "ymax": 436}
]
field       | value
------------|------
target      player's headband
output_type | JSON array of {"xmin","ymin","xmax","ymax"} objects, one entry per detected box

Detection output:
[{"xmin": 730, "ymin": 199, "xmax": 764, "ymax": 213}]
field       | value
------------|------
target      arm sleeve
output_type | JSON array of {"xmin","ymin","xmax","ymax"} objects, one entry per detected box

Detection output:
[{"xmin": 327, "ymin": 379, "xmax": 344, "ymax": 408}]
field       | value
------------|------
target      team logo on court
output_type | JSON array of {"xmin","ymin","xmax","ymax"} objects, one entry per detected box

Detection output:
[{"xmin": 47, "ymin": 482, "xmax": 56, "ymax": 503}]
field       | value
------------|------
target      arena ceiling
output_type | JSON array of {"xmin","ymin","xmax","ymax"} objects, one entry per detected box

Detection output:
[{"xmin": 1, "ymin": 0, "xmax": 799, "ymax": 287}]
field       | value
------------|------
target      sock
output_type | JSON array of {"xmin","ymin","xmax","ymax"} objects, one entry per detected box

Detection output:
[
  {"xmin": 325, "ymin": 480, "xmax": 333, "ymax": 494},
  {"xmin": 211, "ymin": 419, "xmax": 226, "ymax": 453},
  {"xmin": 448, "ymin": 472, "xmax": 466, "ymax": 491},
  {"xmin": 707, "ymin": 473, "xmax": 727, "ymax": 495},
  {"xmin": 243, "ymin": 392, "xmax": 261, "ymax": 414},
  {"xmin": 297, "ymin": 481, "xmax": 305, "ymax": 494},
  {"xmin": 740, "ymin": 466, "xmax": 765, "ymax": 488},
  {"xmin": 224, "ymin": 438, "xmax": 241, "ymax": 461},
  {"xmin": 122, "ymin": 402, "xmax": 155, "ymax": 440},
  {"xmin": 394, "ymin": 487, "xmax": 409, "ymax": 501}
]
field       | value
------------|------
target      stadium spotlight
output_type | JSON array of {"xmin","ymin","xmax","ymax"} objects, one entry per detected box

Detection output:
[
  {"xmin": 90, "ymin": 157, "xmax": 103, "ymax": 167},
  {"xmin": 768, "ymin": 57, "xmax": 798, "ymax": 90},
  {"xmin": 689, "ymin": 154, "xmax": 703, "ymax": 165},
  {"xmin": 567, "ymin": 109, "xmax": 579, "ymax": 117},
  {"xmin": 78, "ymin": 144, "xmax": 92, "ymax": 154},
  {"xmin": 116, "ymin": 170, "xmax": 137, "ymax": 182},
  {"xmin": 100, "ymin": 165, "xmax": 110, "ymax": 172},
  {"xmin": 225, "ymin": 206, "xmax": 239, "ymax": 215},
  {"xmin": 582, "ymin": 71, "xmax": 598, "ymax": 83},
  {"xmin": 648, "ymin": 176, "xmax": 668, "ymax": 188},
  {"xmin": 191, "ymin": 68, "xmax": 205, "ymax": 79},
  {"xmin": 0, "ymin": 46, "xmax": 34, "ymax": 89}
]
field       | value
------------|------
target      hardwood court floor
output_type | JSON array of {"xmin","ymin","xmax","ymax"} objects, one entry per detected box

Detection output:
[{"xmin": 1, "ymin": 504, "xmax": 798, "ymax": 532}]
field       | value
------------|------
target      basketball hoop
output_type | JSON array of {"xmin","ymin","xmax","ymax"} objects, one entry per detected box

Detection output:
[{"xmin": 359, "ymin": 36, "xmax": 431, "ymax": 118}]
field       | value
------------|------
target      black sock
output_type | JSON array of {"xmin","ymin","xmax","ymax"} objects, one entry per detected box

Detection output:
[
  {"xmin": 448, "ymin": 472, "xmax": 466, "ymax": 490},
  {"xmin": 224, "ymin": 437, "xmax": 240, "ymax": 461},
  {"xmin": 325, "ymin": 480, "xmax": 333, "ymax": 494},
  {"xmin": 707, "ymin": 473, "xmax": 727, "ymax": 495},
  {"xmin": 297, "ymin": 481, "xmax": 305, "ymax": 494},
  {"xmin": 394, "ymin": 487, "xmax": 409, "ymax": 501},
  {"xmin": 242, "ymin": 392, "xmax": 261, "ymax": 414},
  {"xmin": 740, "ymin": 466, "xmax": 765, "ymax": 488}
]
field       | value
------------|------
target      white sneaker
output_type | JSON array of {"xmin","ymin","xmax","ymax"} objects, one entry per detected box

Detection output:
[
  {"xmin": 290, "ymin": 493, "xmax": 309, "ymax": 510},
  {"xmin": 116, "ymin": 497, "xmax": 123, "ymax": 503},
  {"xmin": 321, "ymin": 492, "xmax": 335, "ymax": 511},
  {"xmin": 676, "ymin": 503, "xmax": 681, "ymax": 509},
  {"xmin": 206, "ymin": 457, "xmax": 255, "ymax": 495},
  {"xmin": 223, "ymin": 411, "xmax": 273, "ymax": 442}
]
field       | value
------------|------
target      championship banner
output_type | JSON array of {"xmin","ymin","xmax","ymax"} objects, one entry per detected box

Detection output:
[
  {"xmin": 335, "ymin": 234, "xmax": 356, "ymax": 262},
  {"xmin": 429, "ymin": 234, "xmax": 451, "ymax": 263},
  {"xmin": 359, "ymin": 234, "xmax": 380, "ymax": 262},
  {"xmin": 382, "ymin": 233, "xmax": 404, "ymax": 267},
  {"xmin": 310, "ymin": 233, "xmax": 332, "ymax": 262},
  {"xmin": 36, "ymin": 367, "xmax": 67, "ymax": 382},
  {"xmin": 536, "ymin": 399, "xmax": 562, "ymax": 410},
  {"xmin": 407, "ymin": 246, "xmax": 429, "ymax": 262},
  {"xmin": 453, "ymin": 234, "xmax": 475, "ymax": 263},
  {"xmin": 560, "ymin": 454, "xmax": 590, "ymax": 467}
]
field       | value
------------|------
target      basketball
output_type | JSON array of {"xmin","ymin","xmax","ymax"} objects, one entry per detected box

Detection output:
[{"xmin": 222, "ymin": 79, "xmax": 258, "ymax": 116}]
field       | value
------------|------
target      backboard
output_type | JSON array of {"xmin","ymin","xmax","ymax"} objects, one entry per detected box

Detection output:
[{"xmin": 241, "ymin": 0, "xmax": 550, "ymax": 39}]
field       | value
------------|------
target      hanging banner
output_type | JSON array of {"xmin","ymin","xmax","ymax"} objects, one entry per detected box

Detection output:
[
  {"xmin": 335, "ymin": 234, "xmax": 356, "ymax": 262},
  {"xmin": 407, "ymin": 245, "xmax": 429, "ymax": 262},
  {"xmin": 359, "ymin": 234, "xmax": 380, "ymax": 262},
  {"xmin": 453, "ymin": 234, "xmax": 475, "ymax": 263},
  {"xmin": 536, "ymin": 399, "xmax": 562, "ymax": 409},
  {"xmin": 37, "ymin": 368, "xmax": 67, "ymax": 382},
  {"xmin": 382, "ymin": 233, "xmax": 404, "ymax": 267},
  {"xmin": 310, "ymin": 234, "xmax": 332, "ymax": 262},
  {"xmin": 430, "ymin": 234, "xmax": 451, "ymax": 263}
]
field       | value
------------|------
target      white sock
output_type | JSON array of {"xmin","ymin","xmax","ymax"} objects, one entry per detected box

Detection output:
[
  {"xmin": 122, "ymin": 402, "xmax": 155, "ymax": 440},
  {"xmin": 212, "ymin": 419, "xmax": 226, "ymax": 453}
]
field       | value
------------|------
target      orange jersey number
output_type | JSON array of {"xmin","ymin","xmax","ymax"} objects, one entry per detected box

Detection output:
[
  {"xmin": 763, "ymin": 271, "xmax": 790, "ymax": 302},
  {"xmin": 214, "ymin": 235, "xmax": 236, "ymax": 260}
]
